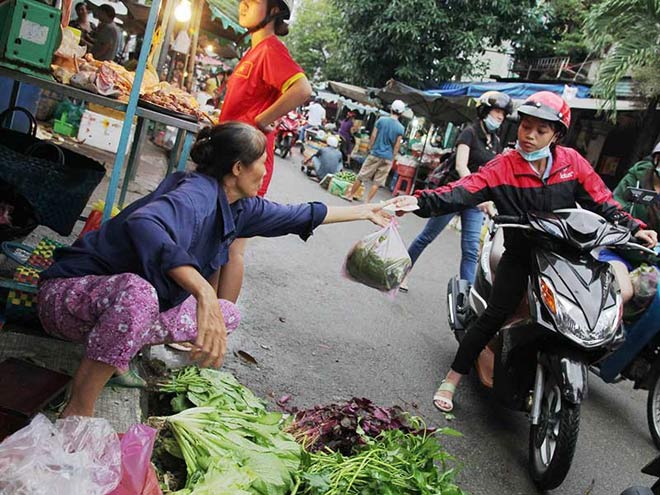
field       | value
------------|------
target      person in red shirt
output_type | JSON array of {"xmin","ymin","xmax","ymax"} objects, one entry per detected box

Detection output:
[{"xmin": 216, "ymin": 0, "xmax": 312, "ymax": 303}]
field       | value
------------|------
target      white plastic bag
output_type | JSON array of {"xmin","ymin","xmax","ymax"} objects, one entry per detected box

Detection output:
[
  {"xmin": 0, "ymin": 414, "xmax": 121, "ymax": 495},
  {"xmin": 344, "ymin": 220, "xmax": 412, "ymax": 292}
]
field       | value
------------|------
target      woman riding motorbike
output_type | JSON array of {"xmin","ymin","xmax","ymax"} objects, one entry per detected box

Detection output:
[
  {"xmin": 393, "ymin": 91, "xmax": 658, "ymax": 413},
  {"xmin": 400, "ymin": 91, "xmax": 512, "ymax": 292},
  {"xmin": 614, "ymin": 141, "xmax": 660, "ymax": 233}
]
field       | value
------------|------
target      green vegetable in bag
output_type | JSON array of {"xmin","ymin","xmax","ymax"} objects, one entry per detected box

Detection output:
[{"xmin": 344, "ymin": 221, "xmax": 411, "ymax": 292}]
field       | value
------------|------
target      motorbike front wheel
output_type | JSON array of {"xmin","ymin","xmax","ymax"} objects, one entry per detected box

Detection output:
[
  {"xmin": 280, "ymin": 136, "xmax": 292, "ymax": 159},
  {"xmin": 646, "ymin": 366, "xmax": 660, "ymax": 449},
  {"xmin": 529, "ymin": 374, "xmax": 581, "ymax": 490}
]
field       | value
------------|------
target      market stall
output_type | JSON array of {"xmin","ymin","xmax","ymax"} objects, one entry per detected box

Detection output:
[{"xmin": 0, "ymin": 0, "xmax": 211, "ymax": 223}]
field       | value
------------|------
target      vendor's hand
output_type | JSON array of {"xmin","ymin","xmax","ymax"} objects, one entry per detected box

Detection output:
[
  {"xmin": 361, "ymin": 203, "xmax": 392, "ymax": 227},
  {"xmin": 191, "ymin": 289, "xmax": 227, "ymax": 368},
  {"xmin": 254, "ymin": 116, "xmax": 275, "ymax": 134},
  {"xmin": 635, "ymin": 229, "xmax": 658, "ymax": 248},
  {"xmin": 477, "ymin": 201, "xmax": 496, "ymax": 217}
]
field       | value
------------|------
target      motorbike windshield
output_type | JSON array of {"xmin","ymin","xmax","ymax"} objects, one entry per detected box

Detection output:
[{"xmin": 527, "ymin": 209, "xmax": 630, "ymax": 251}]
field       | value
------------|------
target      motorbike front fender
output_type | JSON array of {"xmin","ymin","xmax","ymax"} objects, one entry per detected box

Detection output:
[{"xmin": 546, "ymin": 353, "xmax": 589, "ymax": 404}]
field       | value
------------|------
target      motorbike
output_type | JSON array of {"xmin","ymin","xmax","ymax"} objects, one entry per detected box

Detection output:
[
  {"xmin": 274, "ymin": 111, "xmax": 301, "ymax": 159},
  {"xmin": 446, "ymin": 208, "xmax": 649, "ymax": 490},
  {"xmin": 620, "ymin": 454, "xmax": 660, "ymax": 494},
  {"xmin": 593, "ymin": 186, "xmax": 660, "ymax": 449}
]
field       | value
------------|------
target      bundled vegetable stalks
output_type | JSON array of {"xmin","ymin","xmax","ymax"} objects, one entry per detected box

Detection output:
[
  {"xmin": 161, "ymin": 407, "xmax": 301, "ymax": 495},
  {"xmin": 296, "ymin": 429, "xmax": 466, "ymax": 495},
  {"xmin": 154, "ymin": 367, "xmax": 301, "ymax": 495},
  {"xmin": 286, "ymin": 397, "xmax": 428, "ymax": 455},
  {"xmin": 158, "ymin": 366, "xmax": 267, "ymax": 415},
  {"xmin": 344, "ymin": 221, "xmax": 412, "ymax": 292}
]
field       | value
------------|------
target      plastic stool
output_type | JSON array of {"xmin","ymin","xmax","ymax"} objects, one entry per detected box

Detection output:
[
  {"xmin": 392, "ymin": 174, "xmax": 413, "ymax": 196},
  {"xmin": 392, "ymin": 163, "xmax": 416, "ymax": 196}
]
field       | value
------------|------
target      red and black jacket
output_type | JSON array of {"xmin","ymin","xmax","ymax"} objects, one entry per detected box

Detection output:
[{"xmin": 415, "ymin": 146, "xmax": 644, "ymax": 251}]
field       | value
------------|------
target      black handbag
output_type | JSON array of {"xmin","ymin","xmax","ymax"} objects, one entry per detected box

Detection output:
[
  {"xmin": 0, "ymin": 107, "xmax": 106, "ymax": 236},
  {"xmin": 426, "ymin": 153, "xmax": 458, "ymax": 189}
]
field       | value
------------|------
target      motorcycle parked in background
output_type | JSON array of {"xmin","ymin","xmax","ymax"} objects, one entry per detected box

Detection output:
[
  {"xmin": 274, "ymin": 111, "xmax": 301, "ymax": 159},
  {"xmin": 593, "ymin": 186, "xmax": 660, "ymax": 449},
  {"xmin": 447, "ymin": 209, "xmax": 643, "ymax": 490}
]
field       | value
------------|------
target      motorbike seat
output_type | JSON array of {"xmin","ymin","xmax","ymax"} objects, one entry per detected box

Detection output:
[{"xmin": 489, "ymin": 227, "xmax": 505, "ymax": 276}]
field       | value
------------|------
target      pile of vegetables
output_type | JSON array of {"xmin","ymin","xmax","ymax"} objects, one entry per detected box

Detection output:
[
  {"xmin": 152, "ymin": 368, "xmax": 467, "ymax": 495},
  {"xmin": 345, "ymin": 226, "xmax": 412, "ymax": 291},
  {"xmin": 297, "ymin": 429, "xmax": 465, "ymax": 495},
  {"xmin": 153, "ymin": 367, "xmax": 301, "ymax": 495},
  {"xmin": 286, "ymin": 397, "xmax": 427, "ymax": 455},
  {"xmin": 334, "ymin": 170, "xmax": 357, "ymax": 183}
]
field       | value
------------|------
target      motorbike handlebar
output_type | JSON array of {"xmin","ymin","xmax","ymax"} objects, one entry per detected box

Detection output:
[
  {"xmin": 623, "ymin": 241, "xmax": 659, "ymax": 256},
  {"xmin": 492, "ymin": 215, "xmax": 525, "ymax": 225}
]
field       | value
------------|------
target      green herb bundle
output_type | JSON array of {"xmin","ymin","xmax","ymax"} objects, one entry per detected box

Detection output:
[
  {"xmin": 296, "ymin": 428, "xmax": 466, "ymax": 495},
  {"xmin": 345, "ymin": 230, "xmax": 412, "ymax": 292}
]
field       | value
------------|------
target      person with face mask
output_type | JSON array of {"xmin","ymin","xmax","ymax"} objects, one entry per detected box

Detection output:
[
  {"xmin": 613, "ymin": 142, "xmax": 660, "ymax": 234},
  {"xmin": 399, "ymin": 91, "xmax": 512, "ymax": 292},
  {"xmin": 391, "ymin": 91, "xmax": 658, "ymax": 413}
]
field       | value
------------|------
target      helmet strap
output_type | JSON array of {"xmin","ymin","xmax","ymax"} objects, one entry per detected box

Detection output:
[{"xmin": 237, "ymin": 10, "xmax": 287, "ymax": 43}]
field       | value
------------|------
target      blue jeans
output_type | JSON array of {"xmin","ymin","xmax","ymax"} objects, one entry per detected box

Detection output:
[
  {"xmin": 408, "ymin": 208, "xmax": 484, "ymax": 283},
  {"xmin": 298, "ymin": 124, "xmax": 311, "ymax": 142}
]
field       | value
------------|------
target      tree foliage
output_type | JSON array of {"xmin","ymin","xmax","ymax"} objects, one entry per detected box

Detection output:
[
  {"xmin": 585, "ymin": 0, "xmax": 660, "ymax": 110},
  {"xmin": 287, "ymin": 0, "xmax": 348, "ymax": 82},
  {"xmin": 510, "ymin": 0, "xmax": 598, "ymax": 63},
  {"xmin": 328, "ymin": 0, "xmax": 540, "ymax": 88}
]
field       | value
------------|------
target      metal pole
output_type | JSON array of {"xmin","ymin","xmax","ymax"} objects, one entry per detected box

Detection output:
[
  {"xmin": 118, "ymin": 116, "xmax": 146, "ymax": 207},
  {"xmin": 167, "ymin": 129, "xmax": 184, "ymax": 175},
  {"xmin": 176, "ymin": 131, "xmax": 194, "ymax": 171},
  {"xmin": 185, "ymin": 0, "xmax": 202, "ymax": 92},
  {"xmin": 102, "ymin": 0, "xmax": 163, "ymax": 221},
  {"xmin": 7, "ymin": 81, "xmax": 20, "ymax": 129},
  {"xmin": 156, "ymin": 0, "xmax": 176, "ymax": 75}
]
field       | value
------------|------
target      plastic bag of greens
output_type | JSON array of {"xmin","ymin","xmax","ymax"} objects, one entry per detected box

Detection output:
[
  {"xmin": 344, "ymin": 220, "xmax": 412, "ymax": 292},
  {"xmin": 624, "ymin": 264, "xmax": 659, "ymax": 321}
]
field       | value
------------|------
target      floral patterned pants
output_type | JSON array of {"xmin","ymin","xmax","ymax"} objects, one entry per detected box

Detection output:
[{"xmin": 38, "ymin": 273, "xmax": 240, "ymax": 370}]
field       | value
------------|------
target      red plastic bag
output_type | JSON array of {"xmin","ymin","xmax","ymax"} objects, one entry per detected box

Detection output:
[{"xmin": 108, "ymin": 424, "xmax": 162, "ymax": 495}]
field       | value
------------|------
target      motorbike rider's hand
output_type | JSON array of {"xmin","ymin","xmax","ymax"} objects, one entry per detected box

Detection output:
[
  {"xmin": 477, "ymin": 201, "xmax": 497, "ymax": 217},
  {"xmin": 634, "ymin": 229, "xmax": 658, "ymax": 248},
  {"xmin": 384, "ymin": 195, "xmax": 419, "ymax": 216}
]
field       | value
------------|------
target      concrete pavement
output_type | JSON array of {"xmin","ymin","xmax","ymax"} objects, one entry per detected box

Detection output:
[{"xmin": 225, "ymin": 152, "xmax": 658, "ymax": 495}]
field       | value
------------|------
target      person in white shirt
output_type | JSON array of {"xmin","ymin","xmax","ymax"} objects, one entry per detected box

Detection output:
[{"xmin": 299, "ymin": 98, "xmax": 326, "ymax": 141}]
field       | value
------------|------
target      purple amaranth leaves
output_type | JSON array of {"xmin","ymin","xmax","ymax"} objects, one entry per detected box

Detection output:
[{"xmin": 286, "ymin": 397, "xmax": 430, "ymax": 455}]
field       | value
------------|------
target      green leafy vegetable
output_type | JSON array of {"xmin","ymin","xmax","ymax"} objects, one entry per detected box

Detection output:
[
  {"xmin": 295, "ymin": 429, "xmax": 467, "ymax": 495},
  {"xmin": 345, "ymin": 231, "xmax": 411, "ymax": 291},
  {"xmin": 156, "ymin": 367, "xmax": 301, "ymax": 495}
]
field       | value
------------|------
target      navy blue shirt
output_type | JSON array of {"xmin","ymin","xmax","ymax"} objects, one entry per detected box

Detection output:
[{"xmin": 41, "ymin": 172, "xmax": 328, "ymax": 310}]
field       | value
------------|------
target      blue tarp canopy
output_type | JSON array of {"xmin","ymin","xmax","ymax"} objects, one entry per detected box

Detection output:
[{"xmin": 429, "ymin": 81, "xmax": 591, "ymax": 99}]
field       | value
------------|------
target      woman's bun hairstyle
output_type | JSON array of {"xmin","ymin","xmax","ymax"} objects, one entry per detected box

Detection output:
[{"xmin": 191, "ymin": 122, "xmax": 267, "ymax": 181}]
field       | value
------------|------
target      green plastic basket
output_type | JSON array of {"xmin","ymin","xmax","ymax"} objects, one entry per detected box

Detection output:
[{"xmin": 53, "ymin": 113, "xmax": 77, "ymax": 137}]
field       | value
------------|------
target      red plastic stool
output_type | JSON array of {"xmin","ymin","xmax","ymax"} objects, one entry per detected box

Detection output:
[{"xmin": 392, "ymin": 163, "xmax": 416, "ymax": 196}]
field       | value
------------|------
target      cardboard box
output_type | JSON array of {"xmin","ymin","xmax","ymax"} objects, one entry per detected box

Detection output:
[
  {"xmin": 77, "ymin": 110, "xmax": 135, "ymax": 153},
  {"xmin": 328, "ymin": 177, "xmax": 364, "ymax": 200}
]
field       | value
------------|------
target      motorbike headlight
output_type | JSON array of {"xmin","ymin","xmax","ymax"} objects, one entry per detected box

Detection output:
[
  {"xmin": 593, "ymin": 301, "xmax": 622, "ymax": 341},
  {"xmin": 554, "ymin": 294, "xmax": 592, "ymax": 344},
  {"xmin": 540, "ymin": 277, "xmax": 621, "ymax": 347}
]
